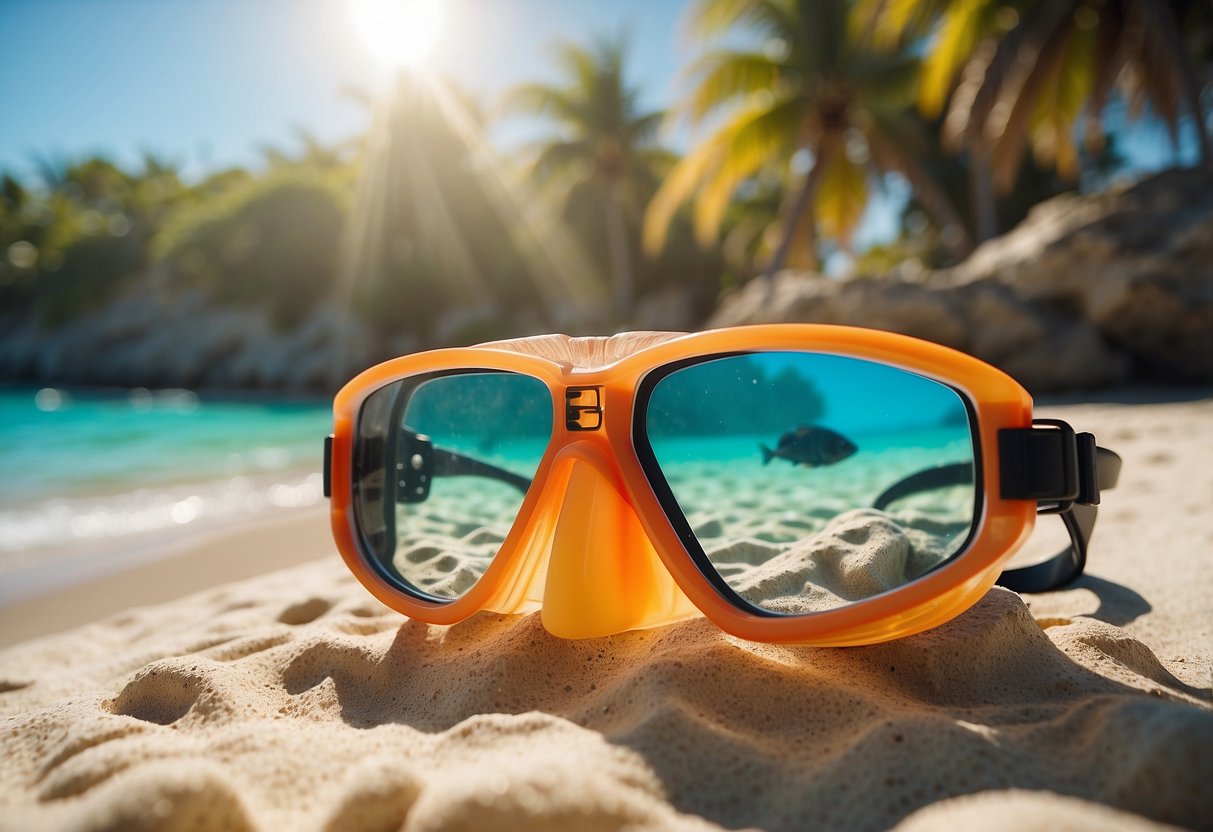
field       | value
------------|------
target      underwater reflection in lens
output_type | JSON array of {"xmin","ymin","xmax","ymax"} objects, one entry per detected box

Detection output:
[
  {"xmin": 643, "ymin": 352, "xmax": 978, "ymax": 614},
  {"xmin": 354, "ymin": 371, "xmax": 552, "ymax": 600}
]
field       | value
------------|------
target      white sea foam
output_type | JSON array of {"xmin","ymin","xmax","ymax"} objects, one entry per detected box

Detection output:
[{"xmin": 0, "ymin": 472, "xmax": 325, "ymax": 573}]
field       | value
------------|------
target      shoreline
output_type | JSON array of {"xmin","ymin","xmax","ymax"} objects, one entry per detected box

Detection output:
[
  {"xmin": 0, "ymin": 469, "xmax": 325, "ymax": 594},
  {"xmin": 0, "ymin": 380, "xmax": 333, "ymax": 406},
  {"xmin": 0, "ymin": 396, "xmax": 1207, "ymax": 672},
  {"xmin": 0, "ymin": 505, "xmax": 332, "ymax": 648}
]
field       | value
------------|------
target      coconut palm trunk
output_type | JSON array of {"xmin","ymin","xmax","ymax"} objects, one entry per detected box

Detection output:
[
  {"xmin": 502, "ymin": 38, "xmax": 662, "ymax": 326},
  {"xmin": 603, "ymin": 181, "xmax": 634, "ymax": 322},
  {"xmin": 969, "ymin": 146, "xmax": 998, "ymax": 243},
  {"xmin": 867, "ymin": 131, "xmax": 974, "ymax": 256},
  {"xmin": 764, "ymin": 144, "xmax": 832, "ymax": 280}
]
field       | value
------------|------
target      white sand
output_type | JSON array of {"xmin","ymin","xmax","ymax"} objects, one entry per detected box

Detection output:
[
  {"xmin": 389, "ymin": 485, "xmax": 521, "ymax": 599},
  {"xmin": 0, "ymin": 396, "xmax": 1210, "ymax": 831}
]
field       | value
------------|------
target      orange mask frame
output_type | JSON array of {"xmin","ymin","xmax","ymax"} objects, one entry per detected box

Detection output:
[{"xmin": 328, "ymin": 325, "xmax": 1113, "ymax": 647}]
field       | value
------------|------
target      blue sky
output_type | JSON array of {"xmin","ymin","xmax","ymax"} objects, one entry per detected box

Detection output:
[
  {"xmin": 0, "ymin": 0, "xmax": 690, "ymax": 177},
  {"xmin": 0, "ymin": 0, "xmax": 1200, "ymax": 254}
]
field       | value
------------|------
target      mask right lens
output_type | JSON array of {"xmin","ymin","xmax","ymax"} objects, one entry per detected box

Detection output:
[
  {"xmin": 352, "ymin": 370, "xmax": 552, "ymax": 601},
  {"xmin": 639, "ymin": 351, "xmax": 978, "ymax": 615}
]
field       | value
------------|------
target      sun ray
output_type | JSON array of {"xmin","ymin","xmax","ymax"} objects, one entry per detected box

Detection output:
[
  {"xmin": 338, "ymin": 68, "xmax": 610, "ymax": 346},
  {"xmin": 426, "ymin": 79, "xmax": 609, "ymax": 327}
]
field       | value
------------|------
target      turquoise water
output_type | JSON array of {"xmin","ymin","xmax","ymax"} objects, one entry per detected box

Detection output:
[
  {"xmin": 0, "ymin": 386, "xmax": 331, "ymax": 565},
  {"xmin": 0, "ymin": 387, "xmax": 330, "ymax": 503}
]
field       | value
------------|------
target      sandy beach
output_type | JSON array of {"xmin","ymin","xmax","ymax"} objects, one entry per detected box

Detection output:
[{"xmin": 0, "ymin": 395, "xmax": 1210, "ymax": 831}]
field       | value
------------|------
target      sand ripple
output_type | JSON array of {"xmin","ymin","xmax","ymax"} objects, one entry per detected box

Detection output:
[{"xmin": 0, "ymin": 558, "xmax": 1210, "ymax": 832}]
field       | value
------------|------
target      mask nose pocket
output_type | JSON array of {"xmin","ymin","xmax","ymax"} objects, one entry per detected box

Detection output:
[{"xmin": 540, "ymin": 458, "xmax": 699, "ymax": 639}]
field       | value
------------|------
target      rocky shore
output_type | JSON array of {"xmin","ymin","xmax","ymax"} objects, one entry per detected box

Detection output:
[
  {"xmin": 1, "ymin": 168, "xmax": 1210, "ymax": 394},
  {"xmin": 0, "ymin": 288, "xmax": 386, "ymax": 394},
  {"xmin": 713, "ymin": 167, "xmax": 1213, "ymax": 392}
]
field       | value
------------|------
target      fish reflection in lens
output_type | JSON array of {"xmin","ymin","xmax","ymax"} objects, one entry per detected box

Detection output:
[
  {"xmin": 760, "ymin": 425, "xmax": 858, "ymax": 467},
  {"xmin": 644, "ymin": 353, "xmax": 977, "ymax": 615}
]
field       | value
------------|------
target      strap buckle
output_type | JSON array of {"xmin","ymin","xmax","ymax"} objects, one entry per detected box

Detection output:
[{"xmin": 998, "ymin": 419, "xmax": 1100, "ymax": 510}]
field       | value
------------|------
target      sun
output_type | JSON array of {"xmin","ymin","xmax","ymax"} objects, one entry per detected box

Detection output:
[{"xmin": 350, "ymin": 0, "xmax": 445, "ymax": 69}]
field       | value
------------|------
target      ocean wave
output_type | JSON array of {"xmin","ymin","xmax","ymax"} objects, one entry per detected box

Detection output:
[{"xmin": 0, "ymin": 473, "xmax": 325, "ymax": 572}]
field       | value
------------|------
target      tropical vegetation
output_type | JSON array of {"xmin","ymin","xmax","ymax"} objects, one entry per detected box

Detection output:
[
  {"xmin": 857, "ymin": 0, "xmax": 1213, "ymax": 239},
  {"xmin": 1, "ymin": 0, "xmax": 1209, "ymax": 367},
  {"xmin": 645, "ymin": 0, "xmax": 972, "ymax": 276}
]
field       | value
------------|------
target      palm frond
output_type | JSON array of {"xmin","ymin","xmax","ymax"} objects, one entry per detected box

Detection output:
[
  {"xmin": 645, "ymin": 87, "xmax": 803, "ymax": 255},
  {"xmin": 261, "ymin": 146, "xmax": 292, "ymax": 168},
  {"xmin": 1130, "ymin": 1, "xmax": 1186, "ymax": 145},
  {"xmin": 1141, "ymin": 0, "xmax": 1212, "ymax": 161},
  {"xmin": 582, "ymin": 37, "xmax": 630, "ymax": 136},
  {"xmin": 500, "ymin": 83, "xmax": 586, "ymax": 127},
  {"xmin": 632, "ymin": 147, "xmax": 679, "ymax": 176},
  {"xmin": 802, "ymin": 0, "xmax": 854, "ymax": 75},
  {"xmin": 852, "ymin": 52, "xmax": 921, "ymax": 109},
  {"xmin": 529, "ymin": 162, "xmax": 596, "ymax": 229},
  {"xmin": 30, "ymin": 153, "xmax": 70, "ymax": 190},
  {"xmin": 865, "ymin": 111, "xmax": 969, "ymax": 251},
  {"xmin": 955, "ymin": 2, "xmax": 1073, "ymax": 145},
  {"xmin": 643, "ymin": 141, "xmax": 721, "ymax": 255},
  {"xmin": 1083, "ymin": 3, "xmax": 1127, "ymax": 152},
  {"xmin": 684, "ymin": 0, "xmax": 793, "ymax": 41},
  {"xmin": 552, "ymin": 41, "xmax": 603, "ymax": 95},
  {"xmin": 620, "ymin": 155, "xmax": 670, "ymax": 211},
  {"xmin": 858, "ymin": 0, "xmax": 952, "ymax": 50},
  {"xmin": 852, "ymin": 0, "xmax": 895, "ymax": 47},
  {"xmin": 940, "ymin": 34, "xmax": 1001, "ymax": 152},
  {"xmin": 986, "ymin": 12, "xmax": 1077, "ymax": 190},
  {"xmin": 1028, "ymin": 23, "xmax": 1095, "ymax": 182},
  {"xmin": 624, "ymin": 110, "xmax": 665, "ymax": 145},
  {"xmin": 683, "ymin": 50, "xmax": 789, "ymax": 124},
  {"xmin": 140, "ymin": 151, "xmax": 181, "ymax": 179},
  {"xmin": 918, "ymin": 0, "xmax": 996, "ymax": 117},
  {"xmin": 691, "ymin": 96, "xmax": 804, "ymax": 246},
  {"xmin": 813, "ymin": 150, "xmax": 868, "ymax": 244},
  {"xmin": 528, "ymin": 140, "xmax": 594, "ymax": 184}
]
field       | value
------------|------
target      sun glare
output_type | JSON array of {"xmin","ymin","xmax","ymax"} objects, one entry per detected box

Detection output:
[{"xmin": 351, "ymin": 0, "xmax": 445, "ymax": 68}]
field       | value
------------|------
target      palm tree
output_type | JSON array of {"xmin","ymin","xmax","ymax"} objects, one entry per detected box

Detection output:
[
  {"xmin": 859, "ymin": 0, "xmax": 1213, "ymax": 240},
  {"xmin": 645, "ymin": 0, "xmax": 969, "ymax": 278},
  {"xmin": 502, "ymin": 37, "xmax": 670, "ymax": 322}
]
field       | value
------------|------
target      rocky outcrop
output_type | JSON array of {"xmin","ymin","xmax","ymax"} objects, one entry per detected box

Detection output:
[
  {"xmin": 712, "ymin": 167, "xmax": 1213, "ymax": 392},
  {"xmin": 4, "ymin": 168, "xmax": 1209, "ymax": 394},
  {"xmin": 0, "ymin": 289, "xmax": 390, "ymax": 393}
]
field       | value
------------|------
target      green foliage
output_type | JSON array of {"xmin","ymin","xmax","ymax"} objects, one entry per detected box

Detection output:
[
  {"xmin": 33, "ymin": 230, "xmax": 144, "ymax": 327},
  {"xmin": 3, "ymin": 7, "xmax": 1205, "ymax": 361},
  {"xmin": 0, "ymin": 154, "xmax": 179, "ymax": 326},
  {"xmin": 863, "ymin": 0, "xmax": 1213, "ymax": 190},
  {"xmin": 155, "ymin": 172, "xmax": 347, "ymax": 329}
]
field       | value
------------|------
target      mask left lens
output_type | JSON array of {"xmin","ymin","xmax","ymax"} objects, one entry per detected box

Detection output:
[{"xmin": 353, "ymin": 370, "xmax": 552, "ymax": 601}]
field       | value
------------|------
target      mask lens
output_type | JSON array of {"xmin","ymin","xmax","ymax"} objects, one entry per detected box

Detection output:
[
  {"xmin": 353, "ymin": 371, "xmax": 552, "ymax": 600},
  {"xmin": 641, "ymin": 352, "xmax": 977, "ymax": 615}
]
